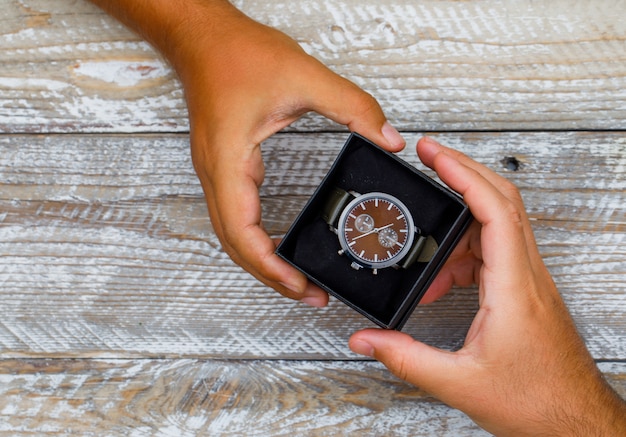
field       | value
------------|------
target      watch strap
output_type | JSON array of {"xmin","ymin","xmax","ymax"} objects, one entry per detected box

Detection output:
[
  {"xmin": 321, "ymin": 187, "xmax": 354, "ymax": 229},
  {"xmin": 398, "ymin": 234, "xmax": 438, "ymax": 269}
]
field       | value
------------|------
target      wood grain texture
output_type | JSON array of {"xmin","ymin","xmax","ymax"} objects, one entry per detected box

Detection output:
[
  {"xmin": 0, "ymin": 358, "xmax": 624, "ymax": 435},
  {"xmin": 0, "ymin": 359, "xmax": 487, "ymax": 435},
  {"xmin": 1, "ymin": 132, "xmax": 624, "ymax": 359},
  {"xmin": 1, "ymin": 0, "xmax": 625, "ymax": 133},
  {"xmin": 2, "ymin": 2, "xmax": 625, "ymax": 432}
]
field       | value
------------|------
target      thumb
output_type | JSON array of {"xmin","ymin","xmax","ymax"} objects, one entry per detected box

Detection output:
[
  {"xmin": 306, "ymin": 69, "xmax": 405, "ymax": 152},
  {"xmin": 349, "ymin": 329, "xmax": 456, "ymax": 395}
]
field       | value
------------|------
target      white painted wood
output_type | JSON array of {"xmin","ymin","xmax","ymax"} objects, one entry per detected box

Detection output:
[
  {"xmin": 0, "ymin": 359, "xmax": 487, "ymax": 435},
  {"xmin": 1, "ymin": 1, "xmax": 625, "ymax": 432},
  {"xmin": 1, "ymin": 359, "xmax": 624, "ymax": 435},
  {"xmin": 1, "ymin": 132, "xmax": 624, "ymax": 359},
  {"xmin": 1, "ymin": 1, "xmax": 625, "ymax": 132}
]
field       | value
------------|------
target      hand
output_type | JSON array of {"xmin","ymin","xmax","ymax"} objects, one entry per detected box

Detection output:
[
  {"xmin": 90, "ymin": 0, "xmax": 406, "ymax": 306},
  {"xmin": 349, "ymin": 137, "xmax": 626, "ymax": 436},
  {"xmin": 182, "ymin": 12, "xmax": 405, "ymax": 306}
]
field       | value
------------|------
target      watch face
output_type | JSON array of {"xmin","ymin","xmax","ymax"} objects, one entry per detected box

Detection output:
[{"xmin": 337, "ymin": 192, "xmax": 415, "ymax": 269}]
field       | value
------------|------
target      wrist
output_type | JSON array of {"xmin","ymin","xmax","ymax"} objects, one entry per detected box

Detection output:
[
  {"xmin": 562, "ymin": 378, "xmax": 626, "ymax": 436},
  {"xmin": 524, "ymin": 371, "xmax": 626, "ymax": 436},
  {"xmin": 88, "ymin": 0, "xmax": 246, "ymax": 70},
  {"xmin": 151, "ymin": 1, "xmax": 250, "ymax": 72}
]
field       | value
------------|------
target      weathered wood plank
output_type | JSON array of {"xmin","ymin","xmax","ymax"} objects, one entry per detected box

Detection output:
[
  {"xmin": 3, "ymin": 1, "xmax": 624, "ymax": 434},
  {"xmin": 0, "ymin": 358, "xmax": 624, "ymax": 435},
  {"xmin": 0, "ymin": 359, "xmax": 489, "ymax": 435},
  {"xmin": 1, "ymin": 132, "xmax": 624, "ymax": 359},
  {"xmin": 1, "ymin": 0, "xmax": 625, "ymax": 133}
]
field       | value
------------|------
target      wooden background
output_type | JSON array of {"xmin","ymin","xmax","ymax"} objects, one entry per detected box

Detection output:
[{"xmin": 1, "ymin": 0, "xmax": 625, "ymax": 435}]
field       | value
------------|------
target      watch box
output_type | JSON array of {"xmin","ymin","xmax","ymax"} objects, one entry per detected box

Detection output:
[{"xmin": 276, "ymin": 133, "xmax": 473, "ymax": 330}]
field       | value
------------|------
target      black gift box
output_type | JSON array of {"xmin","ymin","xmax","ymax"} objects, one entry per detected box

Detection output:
[{"xmin": 276, "ymin": 133, "xmax": 473, "ymax": 330}]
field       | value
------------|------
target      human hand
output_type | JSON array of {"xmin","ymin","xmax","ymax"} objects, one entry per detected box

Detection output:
[
  {"xmin": 349, "ymin": 137, "xmax": 626, "ymax": 436},
  {"xmin": 90, "ymin": 0, "xmax": 405, "ymax": 306},
  {"xmin": 180, "ymin": 8, "xmax": 406, "ymax": 305}
]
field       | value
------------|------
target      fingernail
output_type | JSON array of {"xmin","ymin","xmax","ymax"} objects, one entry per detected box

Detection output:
[
  {"xmin": 421, "ymin": 136, "xmax": 441, "ymax": 147},
  {"xmin": 301, "ymin": 296, "xmax": 327, "ymax": 308},
  {"xmin": 350, "ymin": 339, "xmax": 375, "ymax": 357},
  {"xmin": 382, "ymin": 122, "xmax": 405, "ymax": 149},
  {"xmin": 279, "ymin": 282, "xmax": 303, "ymax": 295}
]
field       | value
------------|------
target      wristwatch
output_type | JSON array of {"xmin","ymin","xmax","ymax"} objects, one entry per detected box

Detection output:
[{"xmin": 322, "ymin": 187, "xmax": 438, "ymax": 274}]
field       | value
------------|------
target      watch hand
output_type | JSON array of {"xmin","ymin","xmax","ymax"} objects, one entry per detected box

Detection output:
[{"xmin": 351, "ymin": 223, "xmax": 394, "ymax": 241}]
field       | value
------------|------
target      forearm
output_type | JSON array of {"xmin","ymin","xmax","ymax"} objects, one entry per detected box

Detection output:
[
  {"xmin": 578, "ymin": 379, "xmax": 626, "ymax": 436},
  {"xmin": 540, "ymin": 367, "xmax": 625, "ymax": 436},
  {"xmin": 88, "ymin": 0, "xmax": 246, "ymax": 66}
]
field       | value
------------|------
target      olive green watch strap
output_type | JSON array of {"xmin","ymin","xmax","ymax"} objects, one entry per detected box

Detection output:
[
  {"xmin": 321, "ymin": 187, "xmax": 354, "ymax": 229},
  {"xmin": 398, "ymin": 234, "xmax": 439, "ymax": 269}
]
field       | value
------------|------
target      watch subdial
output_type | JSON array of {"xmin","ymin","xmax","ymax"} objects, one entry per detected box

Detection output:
[
  {"xmin": 354, "ymin": 214, "xmax": 374, "ymax": 233},
  {"xmin": 377, "ymin": 227, "xmax": 399, "ymax": 248}
]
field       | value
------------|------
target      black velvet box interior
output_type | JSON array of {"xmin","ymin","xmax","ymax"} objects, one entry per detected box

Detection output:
[{"xmin": 276, "ymin": 133, "xmax": 473, "ymax": 330}]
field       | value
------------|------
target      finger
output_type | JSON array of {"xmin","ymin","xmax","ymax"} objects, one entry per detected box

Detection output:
[
  {"xmin": 211, "ymin": 182, "xmax": 329, "ymax": 305},
  {"xmin": 418, "ymin": 272, "xmax": 454, "ymax": 304},
  {"xmin": 198, "ymin": 143, "xmax": 315, "ymax": 300},
  {"xmin": 303, "ymin": 64, "xmax": 405, "ymax": 151},
  {"xmin": 206, "ymin": 180, "xmax": 306, "ymax": 295},
  {"xmin": 349, "ymin": 329, "xmax": 460, "ymax": 399},
  {"xmin": 420, "ymin": 144, "xmax": 533, "ymax": 297},
  {"xmin": 417, "ymin": 137, "xmax": 544, "ymax": 272},
  {"xmin": 420, "ymin": 250, "xmax": 481, "ymax": 304},
  {"xmin": 418, "ymin": 219, "xmax": 483, "ymax": 304},
  {"xmin": 417, "ymin": 136, "xmax": 533, "ymax": 232},
  {"xmin": 417, "ymin": 137, "xmax": 515, "ymax": 199}
]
